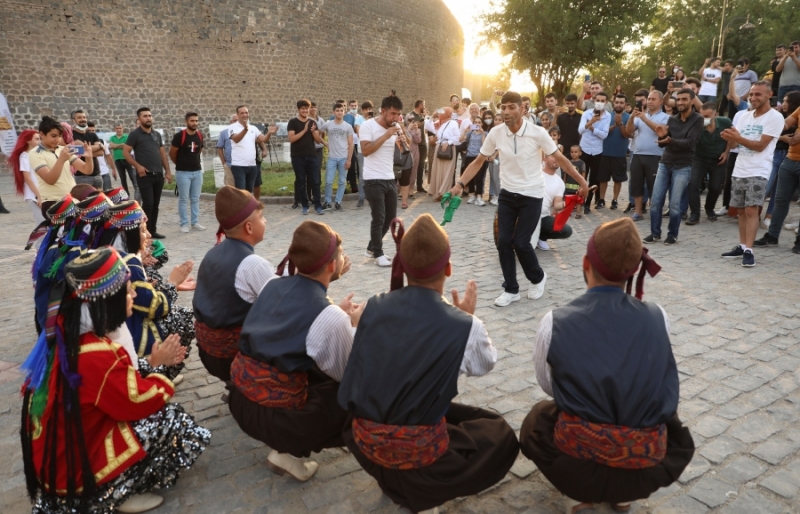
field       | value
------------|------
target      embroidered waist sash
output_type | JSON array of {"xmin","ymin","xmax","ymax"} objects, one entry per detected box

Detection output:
[
  {"xmin": 230, "ymin": 353, "xmax": 308, "ymax": 409},
  {"xmin": 553, "ymin": 411, "xmax": 667, "ymax": 469},
  {"xmin": 194, "ymin": 320, "xmax": 241, "ymax": 359},
  {"xmin": 352, "ymin": 416, "xmax": 449, "ymax": 470}
]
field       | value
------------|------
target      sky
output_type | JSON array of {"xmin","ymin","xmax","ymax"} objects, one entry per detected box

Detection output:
[{"xmin": 441, "ymin": 0, "xmax": 537, "ymax": 92}]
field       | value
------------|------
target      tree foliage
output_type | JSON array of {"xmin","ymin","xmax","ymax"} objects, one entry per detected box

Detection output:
[{"xmin": 481, "ymin": 0, "xmax": 655, "ymax": 104}]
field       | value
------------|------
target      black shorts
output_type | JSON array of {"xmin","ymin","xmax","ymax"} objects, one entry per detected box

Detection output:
[
  {"xmin": 255, "ymin": 162, "xmax": 263, "ymax": 186},
  {"xmin": 597, "ymin": 156, "xmax": 628, "ymax": 183}
]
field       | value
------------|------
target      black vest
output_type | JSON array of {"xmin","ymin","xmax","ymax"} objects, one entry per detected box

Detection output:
[
  {"xmin": 193, "ymin": 238, "xmax": 256, "ymax": 329},
  {"xmin": 238, "ymin": 275, "xmax": 332, "ymax": 372},
  {"xmin": 338, "ymin": 287, "xmax": 474, "ymax": 425},
  {"xmin": 548, "ymin": 287, "xmax": 678, "ymax": 428}
]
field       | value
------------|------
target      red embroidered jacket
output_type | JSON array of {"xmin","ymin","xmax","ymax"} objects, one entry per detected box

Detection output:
[{"xmin": 31, "ymin": 333, "xmax": 175, "ymax": 494}]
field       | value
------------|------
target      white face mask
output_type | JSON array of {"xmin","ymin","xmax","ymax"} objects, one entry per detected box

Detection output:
[
  {"xmin": 349, "ymin": 108, "xmax": 357, "ymax": 114},
  {"xmin": 594, "ymin": 102, "xmax": 606, "ymax": 111},
  {"xmin": 75, "ymin": 123, "xmax": 87, "ymax": 130},
  {"xmin": 703, "ymin": 118, "xmax": 712, "ymax": 127}
]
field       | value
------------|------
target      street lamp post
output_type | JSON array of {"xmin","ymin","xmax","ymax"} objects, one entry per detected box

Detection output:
[{"xmin": 718, "ymin": 15, "xmax": 756, "ymax": 59}]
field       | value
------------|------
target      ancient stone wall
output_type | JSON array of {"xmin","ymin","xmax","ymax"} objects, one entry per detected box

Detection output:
[{"xmin": 0, "ymin": 0, "xmax": 464, "ymax": 131}]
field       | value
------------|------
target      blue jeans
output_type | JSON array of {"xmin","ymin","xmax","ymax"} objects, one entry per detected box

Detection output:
[
  {"xmin": 766, "ymin": 149, "xmax": 787, "ymax": 215},
  {"xmin": 325, "ymin": 157, "xmax": 348, "ymax": 203},
  {"xmin": 176, "ymin": 170, "xmax": 202, "ymax": 226},
  {"xmin": 230, "ymin": 165, "xmax": 258, "ymax": 192},
  {"xmin": 650, "ymin": 163, "xmax": 691, "ymax": 239},
  {"xmin": 767, "ymin": 157, "xmax": 800, "ymax": 240},
  {"xmin": 291, "ymin": 156, "xmax": 321, "ymax": 209},
  {"xmin": 698, "ymin": 95, "xmax": 717, "ymax": 104},
  {"xmin": 778, "ymin": 85, "xmax": 800, "ymax": 102}
]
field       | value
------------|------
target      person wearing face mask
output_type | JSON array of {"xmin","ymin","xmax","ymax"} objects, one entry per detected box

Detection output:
[
  {"xmin": 685, "ymin": 103, "xmax": 732, "ymax": 225},
  {"xmin": 578, "ymin": 92, "xmax": 612, "ymax": 212},
  {"xmin": 70, "ymin": 109, "xmax": 104, "ymax": 188}
]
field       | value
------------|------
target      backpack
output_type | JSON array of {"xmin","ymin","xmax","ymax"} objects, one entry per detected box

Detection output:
[{"xmin": 180, "ymin": 129, "xmax": 203, "ymax": 147}]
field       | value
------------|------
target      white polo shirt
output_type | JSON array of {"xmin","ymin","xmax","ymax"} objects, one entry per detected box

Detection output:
[
  {"xmin": 227, "ymin": 122, "xmax": 260, "ymax": 166},
  {"xmin": 480, "ymin": 119, "xmax": 558, "ymax": 197}
]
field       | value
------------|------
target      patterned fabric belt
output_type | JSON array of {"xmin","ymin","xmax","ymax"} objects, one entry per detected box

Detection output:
[
  {"xmin": 230, "ymin": 353, "xmax": 308, "ymax": 409},
  {"xmin": 194, "ymin": 320, "xmax": 241, "ymax": 359},
  {"xmin": 553, "ymin": 411, "xmax": 667, "ymax": 469},
  {"xmin": 352, "ymin": 416, "xmax": 449, "ymax": 470}
]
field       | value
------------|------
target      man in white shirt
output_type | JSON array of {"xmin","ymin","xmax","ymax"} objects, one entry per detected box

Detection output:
[
  {"xmin": 453, "ymin": 92, "xmax": 589, "ymax": 307},
  {"xmin": 698, "ymin": 57, "xmax": 722, "ymax": 104},
  {"xmin": 720, "ymin": 81, "xmax": 785, "ymax": 267},
  {"xmin": 359, "ymin": 93, "xmax": 408, "ymax": 267},
  {"xmin": 536, "ymin": 155, "xmax": 572, "ymax": 251},
  {"xmin": 228, "ymin": 105, "xmax": 273, "ymax": 193}
]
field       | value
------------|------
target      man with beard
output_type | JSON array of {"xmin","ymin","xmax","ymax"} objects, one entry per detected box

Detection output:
[
  {"xmin": 557, "ymin": 94, "xmax": 583, "ymax": 160},
  {"xmin": 70, "ymin": 109, "xmax": 103, "ymax": 188},
  {"xmin": 597, "ymin": 94, "xmax": 630, "ymax": 209}
]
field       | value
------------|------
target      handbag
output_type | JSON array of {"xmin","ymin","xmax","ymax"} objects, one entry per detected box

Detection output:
[
  {"xmin": 393, "ymin": 145, "xmax": 413, "ymax": 180},
  {"xmin": 456, "ymin": 131, "xmax": 471, "ymax": 153},
  {"xmin": 436, "ymin": 122, "xmax": 455, "ymax": 160}
]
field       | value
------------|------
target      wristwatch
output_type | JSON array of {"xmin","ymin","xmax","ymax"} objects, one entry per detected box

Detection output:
[{"xmin": 457, "ymin": 180, "xmax": 466, "ymax": 189}]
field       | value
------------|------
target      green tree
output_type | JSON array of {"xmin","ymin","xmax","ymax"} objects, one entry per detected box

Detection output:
[{"xmin": 481, "ymin": 0, "xmax": 655, "ymax": 104}]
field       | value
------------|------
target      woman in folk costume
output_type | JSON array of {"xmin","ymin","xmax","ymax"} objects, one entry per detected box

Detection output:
[
  {"xmin": 20, "ymin": 247, "xmax": 210, "ymax": 514},
  {"xmin": 521, "ymin": 218, "xmax": 694, "ymax": 513}
]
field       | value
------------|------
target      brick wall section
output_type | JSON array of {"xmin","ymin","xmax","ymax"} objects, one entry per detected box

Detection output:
[{"xmin": 0, "ymin": 0, "xmax": 464, "ymax": 132}]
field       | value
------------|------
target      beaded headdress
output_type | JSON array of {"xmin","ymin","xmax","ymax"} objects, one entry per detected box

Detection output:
[
  {"xmin": 75, "ymin": 193, "xmax": 111, "ymax": 223},
  {"xmin": 104, "ymin": 187, "xmax": 129, "ymax": 204},
  {"xmin": 107, "ymin": 200, "xmax": 145, "ymax": 230},
  {"xmin": 65, "ymin": 247, "xmax": 131, "ymax": 300},
  {"xmin": 46, "ymin": 194, "xmax": 77, "ymax": 226}
]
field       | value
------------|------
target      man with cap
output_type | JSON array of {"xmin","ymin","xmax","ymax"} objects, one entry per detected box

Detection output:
[
  {"xmin": 228, "ymin": 220, "xmax": 361, "ymax": 482},
  {"xmin": 520, "ymin": 218, "xmax": 694, "ymax": 514},
  {"xmin": 193, "ymin": 186, "xmax": 277, "ymax": 383},
  {"xmin": 338, "ymin": 214, "xmax": 518, "ymax": 514}
]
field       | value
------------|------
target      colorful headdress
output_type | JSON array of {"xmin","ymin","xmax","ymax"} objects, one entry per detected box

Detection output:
[
  {"xmin": 104, "ymin": 186, "xmax": 129, "ymax": 204},
  {"xmin": 75, "ymin": 193, "xmax": 111, "ymax": 223},
  {"xmin": 107, "ymin": 200, "xmax": 145, "ymax": 230},
  {"xmin": 46, "ymin": 194, "xmax": 77, "ymax": 226},
  {"xmin": 65, "ymin": 248, "xmax": 131, "ymax": 300}
]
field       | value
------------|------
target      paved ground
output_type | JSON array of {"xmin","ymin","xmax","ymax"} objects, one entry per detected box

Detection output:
[{"xmin": 0, "ymin": 172, "xmax": 799, "ymax": 514}]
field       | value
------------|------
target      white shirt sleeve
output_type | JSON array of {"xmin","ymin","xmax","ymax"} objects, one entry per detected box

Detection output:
[
  {"xmin": 359, "ymin": 120, "xmax": 374, "ymax": 143},
  {"xmin": 234, "ymin": 254, "xmax": 276, "ymax": 303},
  {"xmin": 460, "ymin": 317, "xmax": 497, "ymax": 376},
  {"xmin": 305, "ymin": 305, "xmax": 356, "ymax": 382},
  {"xmin": 533, "ymin": 310, "xmax": 554, "ymax": 397},
  {"xmin": 479, "ymin": 127, "xmax": 498, "ymax": 157}
]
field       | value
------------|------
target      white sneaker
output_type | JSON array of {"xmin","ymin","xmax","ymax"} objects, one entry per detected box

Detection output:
[
  {"xmin": 475, "ymin": 197, "xmax": 486, "ymax": 206},
  {"xmin": 180, "ymin": 225, "xmax": 190, "ymax": 233},
  {"xmin": 364, "ymin": 250, "xmax": 374, "ymax": 258},
  {"xmin": 715, "ymin": 207, "xmax": 728, "ymax": 216},
  {"xmin": 466, "ymin": 195, "xmax": 475, "ymax": 204},
  {"xmin": 785, "ymin": 222, "xmax": 798, "ymax": 230},
  {"xmin": 172, "ymin": 374, "xmax": 184, "ymax": 386},
  {"xmin": 760, "ymin": 219, "xmax": 770, "ymax": 229},
  {"xmin": 375, "ymin": 255, "xmax": 392, "ymax": 267},
  {"xmin": 537, "ymin": 240, "xmax": 551, "ymax": 251},
  {"xmin": 118, "ymin": 493, "xmax": 164, "ymax": 513},
  {"xmin": 494, "ymin": 292, "xmax": 520, "ymax": 307},
  {"xmin": 266, "ymin": 450, "xmax": 319, "ymax": 482},
  {"xmin": 527, "ymin": 271, "xmax": 548, "ymax": 300},
  {"xmin": 192, "ymin": 223, "xmax": 207, "ymax": 231},
  {"xmin": 489, "ymin": 198, "xmax": 499, "ymax": 206}
]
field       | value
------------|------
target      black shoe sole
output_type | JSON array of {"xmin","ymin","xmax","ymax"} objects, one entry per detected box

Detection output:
[{"xmin": 685, "ymin": 219, "xmax": 699, "ymax": 225}]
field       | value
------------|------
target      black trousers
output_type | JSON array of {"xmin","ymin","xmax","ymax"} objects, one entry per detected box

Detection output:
[
  {"xmin": 689, "ymin": 157, "xmax": 726, "ymax": 216},
  {"xmin": 292, "ymin": 155, "xmax": 321, "ymax": 209},
  {"xmin": 581, "ymin": 152, "xmax": 603, "ymax": 205},
  {"xmin": 363, "ymin": 179, "xmax": 397, "ymax": 258},
  {"xmin": 114, "ymin": 159, "xmax": 137, "ymax": 197},
  {"xmin": 138, "ymin": 173, "xmax": 165, "ymax": 235},
  {"xmin": 463, "ymin": 155, "xmax": 488, "ymax": 195},
  {"xmin": 416, "ymin": 144, "xmax": 428, "ymax": 189},
  {"xmin": 497, "ymin": 190, "xmax": 544, "ymax": 294},
  {"xmin": 346, "ymin": 147, "xmax": 360, "ymax": 192}
]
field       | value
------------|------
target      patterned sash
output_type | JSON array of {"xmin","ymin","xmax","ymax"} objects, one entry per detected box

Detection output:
[
  {"xmin": 554, "ymin": 411, "xmax": 667, "ymax": 469},
  {"xmin": 352, "ymin": 417, "xmax": 449, "ymax": 470},
  {"xmin": 230, "ymin": 353, "xmax": 308, "ymax": 409},
  {"xmin": 194, "ymin": 320, "xmax": 241, "ymax": 359}
]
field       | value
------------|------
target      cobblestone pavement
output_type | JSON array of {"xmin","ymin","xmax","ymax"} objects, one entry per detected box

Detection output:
[{"xmin": 1, "ymin": 173, "xmax": 799, "ymax": 514}]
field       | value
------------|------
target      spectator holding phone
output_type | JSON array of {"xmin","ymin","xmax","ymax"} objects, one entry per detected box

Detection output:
[
  {"xmin": 776, "ymin": 41, "xmax": 800, "ymax": 100},
  {"xmin": 698, "ymin": 57, "xmax": 722, "ymax": 104}
]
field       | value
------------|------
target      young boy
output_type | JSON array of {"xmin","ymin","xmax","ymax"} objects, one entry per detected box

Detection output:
[{"xmin": 568, "ymin": 145, "xmax": 587, "ymax": 218}]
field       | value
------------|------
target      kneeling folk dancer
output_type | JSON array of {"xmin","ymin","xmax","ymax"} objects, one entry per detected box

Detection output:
[
  {"xmin": 20, "ymin": 248, "xmax": 209, "ymax": 514},
  {"xmin": 229, "ymin": 220, "xmax": 361, "ymax": 481},
  {"xmin": 338, "ymin": 214, "xmax": 519, "ymax": 514},
  {"xmin": 193, "ymin": 186, "xmax": 277, "ymax": 382},
  {"xmin": 520, "ymin": 218, "xmax": 694, "ymax": 513}
]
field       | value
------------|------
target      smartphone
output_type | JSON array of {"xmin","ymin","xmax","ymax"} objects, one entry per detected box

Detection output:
[
  {"xmin": 671, "ymin": 81, "xmax": 684, "ymax": 88},
  {"xmin": 470, "ymin": 124, "xmax": 479, "ymax": 130},
  {"xmin": 636, "ymin": 100, "xmax": 644, "ymax": 111},
  {"xmin": 68, "ymin": 144, "xmax": 85, "ymax": 155},
  {"xmin": 584, "ymin": 74, "xmax": 591, "ymax": 82}
]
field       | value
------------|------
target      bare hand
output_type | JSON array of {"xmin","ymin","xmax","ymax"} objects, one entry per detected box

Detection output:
[
  {"xmin": 720, "ymin": 127, "xmax": 739, "ymax": 142},
  {"xmin": 657, "ymin": 136, "xmax": 672, "ymax": 145},
  {"xmin": 338, "ymin": 292, "xmax": 355, "ymax": 313},
  {"xmin": 718, "ymin": 152, "xmax": 729, "ymax": 165},
  {"xmin": 493, "ymin": 89, "xmax": 505, "ymax": 96},
  {"xmin": 349, "ymin": 300, "xmax": 366, "ymax": 327},
  {"xmin": 451, "ymin": 280, "xmax": 478, "ymax": 315},
  {"xmin": 340, "ymin": 254, "xmax": 352, "ymax": 276},
  {"xmin": 582, "ymin": 81, "xmax": 591, "ymax": 93},
  {"xmin": 631, "ymin": 108, "xmax": 642, "ymax": 118},
  {"xmin": 113, "ymin": 171, "xmax": 119, "ymax": 180},
  {"xmin": 168, "ymin": 261, "xmax": 194, "ymax": 286},
  {"xmin": 268, "ymin": 125, "xmax": 278, "ymax": 135},
  {"xmin": 136, "ymin": 165, "xmax": 148, "ymax": 177},
  {"xmin": 176, "ymin": 276, "xmax": 196, "ymax": 291},
  {"xmin": 142, "ymin": 254, "xmax": 157, "ymax": 267},
  {"xmin": 614, "ymin": 113, "xmax": 622, "ymax": 125},
  {"xmin": 165, "ymin": 173, "xmax": 173, "ymax": 184},
  {"xmin": 149, "ymin": 334, "xmax": 184, "ymax": 367},
  {"xmin": 345, "ymin": 160, "xmax": 351, "ymax": 169},
  {"xmin": 654, "ymin": 124, "xmax": 669, "ymax": 138}
]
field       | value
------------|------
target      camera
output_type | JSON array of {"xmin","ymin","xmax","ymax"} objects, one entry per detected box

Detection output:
[
  {"xmin": 671, "ymin": 81, "xmax": 684, "ymax": 89},
  {"xmin": 470, "ymin": 124, "xmax": 480, "ymax": 131}
]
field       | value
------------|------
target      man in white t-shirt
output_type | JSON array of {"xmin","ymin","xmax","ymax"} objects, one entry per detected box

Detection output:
[
  {"xmin": 698, "ymin": 57, "xmax": 722, "ymax": 104},
  {"xmin": 359, "ymin": 94, "xmax": 408, "ymax": 267},
  {"xmin": 720, "ymin": 81, "xmax": 784, "ymax": 267},
  {"xmin": 228, "ymin": 105, "xmax": 273, "ymax": 193},
  {"xmin": 453, "ymin": 92, "xmax": 589, "ymax": 307},
  {"xmin": 536, "ymin": 155, "xmax": 573, "ymax": 251}
]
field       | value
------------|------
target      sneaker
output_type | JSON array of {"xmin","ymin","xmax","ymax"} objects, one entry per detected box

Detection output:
[
  {"xmin": 292, "ymin": 202, "xmax": 299, "ymax": 209},
  {"xmin": 364, "ymin": 250, "xmax": 374, "ymax": 258},
  {"xmin": 631, "ymin": 213, "xmax": 644, "ymax": 222},
  {"xmin": 375, "ymin": 255, "xmax": 392, "ymax": 267},
  {"xmin": 475, "ymin": 197, "xmax": 486, "ymax": 206},
  {"xmin": 685, "ymin": 214, "xmax": 700, "ymax": 225},
  {"xmin": 715, "ymin": 207, "xmax": 728, "ymax": 216},
  {"xmin": 760, "ymin": 219, "xmax": 770, "ymax": 229},
  {"xmin": 784, "ymin": 221, "xmax": 798, "ymax": 230},
  {"xmin": 584, "ymin": 205, "xmax": 591, "ymax": 215},
  {"xmin": 623, "ymin": 203, "xmax": 634, "ymax": 213},
  {"xmin": 357, "ymin": 199, "xmax": 364, "ymax": 208},
  {"xmin": 721, "ymin": 245, "xmax": 744, "ymax": 258},
  {"xmin": 643, "ymin": 234, "xmax": 661, "ymax": 244},
  {"xmin": 321, "ymin": 202, "xmax": 332, "ymax": 211},
  {"xmin": 151, "ymin": 233, "xmax": 166, "ymax": 239},
  {"xmin": 527, "ymin": 272, "xmax": 548, "ymax": 300},
  {"xmin": 742, "ymin": 249, "xmax": 755, "ymax": 267},
  {"xmin": 610, "ymin": 200, "xmax": 618, "ymax": 210},
  {"xmin": 792, "ymin": 243, "xmax": 800, "ymax": 254},
  {"xmin": 753, "ymin": 233, "xmax": 778, "ymax": 246},
  {"xmin": 467, "ymin": 195, "xmax": 476, "ymax": 204},
  {"xmin": 489, "ymin": 198, "xmax": 498, "ymax": 206},
  {"xmin": 664, "ymin": 235, "xmax": 677, "ymax": 245},
  {"xmin": 302, "ymin": 207, "xmax": 309, "ymax": 215},
  {"xmin": 707, "ymin": 211, "xmax": 718, "ymax": 221},
  {"xmin": 537, "ymin": 240, "xmax": 551, "ymax": 251},
  {"xmin": 494, "ymin": 292, "xmax": 521, "ymax": 307},
  {"xmin": 595, "ymin": 199, "xmax": 605, "ymax": 209},
  {"xmin": 316, "ymin": 207, "xmax": 324, "ymax": 215},
  {"xmin": 192, "ymin": 223, "xmax": 207, "ymax": 231},
  {"xmin": 181, "ymin": 225, "xmax": 190, "ymax": 233},
  {"xmin": 334, "ymin": 202, "xmax": 342, "ymax": 211}
]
